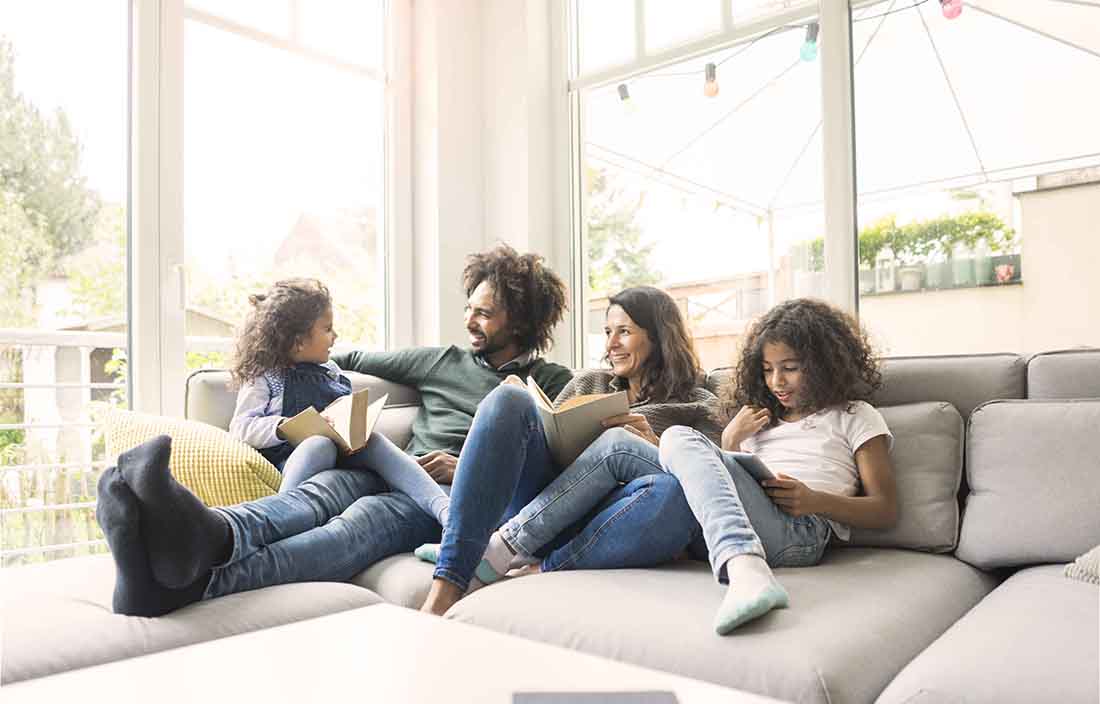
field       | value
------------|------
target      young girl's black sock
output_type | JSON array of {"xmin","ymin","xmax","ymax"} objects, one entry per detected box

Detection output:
[
  {"xmin": 95, "ymin": 466, "xmax": 208, "ymax": 616},
  {"xmin": 116, "ymin": 435, "xmax": 231, "ymax": 589}
]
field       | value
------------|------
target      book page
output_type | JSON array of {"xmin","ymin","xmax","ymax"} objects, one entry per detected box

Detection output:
[
  {"xmin": 556, "ymin": 393, "xmax": 620, "ymax": 413},
  {"xmin": 549, "ymin": 391, "xmax": 629, "ymax": 467},
  {"xmin": 278, "ymin": 407, "xmax": 351, "ymax": 454},
  {"xmin": 526, "ymin": 376, "xmax": 554, "ymax": 412},
  {"xmin": 278, "ymin": 388, "xmax": 378, "ymax": 455}
]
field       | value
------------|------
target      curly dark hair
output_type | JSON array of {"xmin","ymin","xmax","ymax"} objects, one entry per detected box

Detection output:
[
  {"xmin": 603, "ymin": 286, "xmax": 703, "ymax": 403},
  {"xmin": 230, "ymin": 278, "xmax": 332, "ymax": 387},
  {"xmin": 722, "ymin": 298, "xmax": 882, "ymax": 424},
  {"xmin": 462, "ymin": 243, "xmax": 568, "ymax": 354}
]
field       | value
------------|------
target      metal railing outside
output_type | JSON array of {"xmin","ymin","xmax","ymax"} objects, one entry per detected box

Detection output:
[{"xmin": 0, "ymin": 329, "xmax": 232, "ymax": 566}]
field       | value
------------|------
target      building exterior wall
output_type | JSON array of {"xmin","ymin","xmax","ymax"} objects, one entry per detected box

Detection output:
[{"xmin": 861, "ymin": 181, "xmax": 1100, "ymax": 355}]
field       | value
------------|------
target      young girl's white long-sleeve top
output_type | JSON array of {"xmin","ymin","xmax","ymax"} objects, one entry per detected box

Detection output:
[{"xmin": 228, "ymin": 360, "xmax": 344, "ymax": 449}]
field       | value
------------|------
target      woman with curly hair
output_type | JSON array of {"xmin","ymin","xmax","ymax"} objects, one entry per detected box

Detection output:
[
  {"xmin": 659, "ymin": 297, "xmax": 897, "ymax": 633},
  {"xmin": 228, "ymin": 278, "xmax": 449, "ymax": 527}
]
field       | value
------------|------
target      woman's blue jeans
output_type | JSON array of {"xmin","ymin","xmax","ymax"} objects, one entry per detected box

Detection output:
[{"xmin": 498, "ymin": 426, "xmax": 702, "ymax": 572}]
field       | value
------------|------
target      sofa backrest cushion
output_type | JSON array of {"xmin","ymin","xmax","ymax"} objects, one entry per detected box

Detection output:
[
  {"xmin": 705, "ymin": 353, "xmax": 1027, "ymax": 420},
  {"xmin": 185, "ymin": 369, "xmax": 422, "ymax": 448},
  {"xmin": 847, "ymin": 402, "xmax": 964, "ymax": 552},
  {"xmin": 872, "ymin": 354, "xmax": 1027, "ymax": 419},
  {"xmin": 956, "ymin": 399, "xmax": 1100, "ymax": 570},
  {"xmin": 1027, "ymin": 348, "xmax": 1100, "ymax": 399}
]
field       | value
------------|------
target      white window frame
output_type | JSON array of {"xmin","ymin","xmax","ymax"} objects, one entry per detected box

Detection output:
[
  {"xmin": 129, "ymin": 0, "xmax": 409, "ymax": 415},
  {"xmin": 559, "ymin": 0, "xmax": 870, "ymax": 365}
]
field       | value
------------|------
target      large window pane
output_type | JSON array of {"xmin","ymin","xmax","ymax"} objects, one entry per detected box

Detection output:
[
  {"xmin": 853, "ymin": 0, "xmax": 1100, "ymax": 354},
  {"xmin": 579, "ymin": 17, "xmax": 825, "ymax": 370},
  {"xmin": 0, "ymin": 4, "xmax": 129, "ymax": 565},
  {"xmin": 182, "ymin": 4, "xmax": 387, "ymax": 372}
]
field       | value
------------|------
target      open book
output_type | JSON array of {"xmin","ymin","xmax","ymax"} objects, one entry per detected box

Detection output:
[
  {"xmin": 727, "ymin": 451, "xmax": 776, "ymax": 483},
  {"xmin": 277, "ymin": 388, "xmax": 390, "ymax": 455},
  {"xmin": 527, "ymin": 377, "xmax": 629, "ymax": 467}
]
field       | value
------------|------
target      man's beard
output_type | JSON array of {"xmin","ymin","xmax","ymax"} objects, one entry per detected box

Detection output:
[{"xmin": 473, "ymin": 329, "xmax": 515, "ymax": 357}]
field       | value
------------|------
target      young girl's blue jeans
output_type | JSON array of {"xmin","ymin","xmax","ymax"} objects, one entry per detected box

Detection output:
[
  {"xmin": 278, "ymin": 432, "xmax": 448, "ymax": 526},
  {"xmin": 498, "ymin": 425, "xmax": 831, "ymax": 581}
]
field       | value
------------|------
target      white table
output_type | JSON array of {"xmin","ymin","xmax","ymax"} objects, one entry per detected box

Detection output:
[{"xmin": 4, "ymin": 604, "xmax": 780, "ymax": 703}]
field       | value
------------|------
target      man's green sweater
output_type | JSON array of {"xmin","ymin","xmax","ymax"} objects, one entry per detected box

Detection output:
[{"xmin": 331, "ymin": 346, "xmax": 572, "ymax": 457}]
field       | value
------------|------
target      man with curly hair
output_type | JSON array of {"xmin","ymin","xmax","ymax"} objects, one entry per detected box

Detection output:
[{"xmin": 95, "ymin": 244, "xmax": 573, "ymax": 616}]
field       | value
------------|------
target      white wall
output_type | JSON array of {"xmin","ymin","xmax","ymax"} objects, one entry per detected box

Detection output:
[{"xmin": 410, "ymin": 0, "xmax": 573, "ymax": 363}]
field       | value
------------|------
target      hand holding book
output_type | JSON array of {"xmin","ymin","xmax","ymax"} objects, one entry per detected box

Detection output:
[{"xmin": 526, "ymin": 377, "xmax": 629, "ymax": 466}]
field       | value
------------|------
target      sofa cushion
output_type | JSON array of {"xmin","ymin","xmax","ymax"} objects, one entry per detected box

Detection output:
[
  {"xmin": 872, "ymin": 353, "xmax": 1027, "ymax": 419},
  {"xmin": 956, "ymin": 399, "xmax": 1100, "ymax": 570},
  {"xmin": 847, "ymin": 402, "xmax": 963, "ymax": 552},
  {"xmin": 877, "ymin": 565, "xmax": 1099, "ymax": 704},
  {"xmin": 95, "ymin": 404, "xmax": 281, "ymax": 506},
  {"xmin": 1, "ymin": 554, "xmax": 385, "ymax": 684},
  {"xmin": 447, "ymin": 549, "xmax": 998, "ymax": 704},
  {"xmin": 1027, "ymin": 348, "xmax": 1100, "ymax": 399},
  {"xmin": 351, "ymin": 553, "xmax": 434, "ymax": 609},
  {"xmin": 706, "ymin": 354, "xmax": 1027, "ymax": 420}
]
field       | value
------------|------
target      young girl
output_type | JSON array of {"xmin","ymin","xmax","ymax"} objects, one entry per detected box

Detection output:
[
  {"xmin": 445, "ymin": 297, "xmax": 895, "ymax": 634},
  {"xmin": 658, "ymin": 297, "xmax": 897, "ymax": 633},
  {"xmin": 229, "ymin": 278, "xmax": 449, "ymax": 526}
]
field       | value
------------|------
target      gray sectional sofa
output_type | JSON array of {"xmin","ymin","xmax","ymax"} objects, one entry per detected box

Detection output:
[{"xmin": 4, "ymin": 349, "xmax": 1099, "ymax": 703}]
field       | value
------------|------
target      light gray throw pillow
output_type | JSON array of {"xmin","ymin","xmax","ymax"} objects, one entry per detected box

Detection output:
[
  {"xmin": 847, "ymin": 402, "xmax": 963, "ymax": 552},
  {"xmin": 956, "ymin": 399, "xmax": 1100, "ymax": 570}
]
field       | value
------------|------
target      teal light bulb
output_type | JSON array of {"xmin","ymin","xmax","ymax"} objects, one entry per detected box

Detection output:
[{"xmin": 800, "ymin": 23, "xmax": 819, "ymax": 62}]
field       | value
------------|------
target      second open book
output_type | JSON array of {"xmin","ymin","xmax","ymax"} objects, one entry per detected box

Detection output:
[
  {"xmin": 277, "ymin": 389, "xmax": 390, "ymax": 455},
  {"xmin": 526, "ymin": 377, "xmax": 629, "ymax": 467}
]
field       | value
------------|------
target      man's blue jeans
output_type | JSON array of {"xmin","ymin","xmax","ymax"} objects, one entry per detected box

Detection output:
[
  {"xmin": 434, "ymin": 385, "xmax": 559, "ymax": 590},
  {"xmin": 206, "ymin": 469, "xmax": 441, "ymax": 598}
]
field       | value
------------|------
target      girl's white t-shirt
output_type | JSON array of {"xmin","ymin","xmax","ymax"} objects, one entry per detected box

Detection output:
[{"xmin": 741, "ymin": 400, "xmax": 892, "ymax": 541}]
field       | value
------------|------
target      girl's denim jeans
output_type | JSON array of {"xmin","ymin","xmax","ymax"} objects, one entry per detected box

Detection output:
[
  {"xmin": 280, "ymin": 433, "xmax": 449, "ymax": 526},
  {"xmin": 659, "ymin": 426, "xmax": 832, "ymax": 581}
]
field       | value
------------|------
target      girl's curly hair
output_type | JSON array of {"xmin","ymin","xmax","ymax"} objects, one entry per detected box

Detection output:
[
  {"xmin": 603, "ymin": 286, "xmax": 703, "ymax": 403},
  {"xmin": 721, "ymin": 298, "xmax": 882, "ymax": 424},
  {"xmin": 463, "ymin": 244, "xmax": 568, "ymax": 354},
  {"xmin": 230, "ymin": 278, "xmax": 332, "ymax": 387}
]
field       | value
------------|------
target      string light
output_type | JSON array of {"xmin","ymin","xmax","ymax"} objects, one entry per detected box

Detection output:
[
  {"xmin": 800, "ymin": 22, "xmax": 819, "ymax": 62},
  {"xmin": 703, "ymin": 63, "xmax": 719, "ymax": 97},
  {"xmin": 940, "ymin": 0, "xmax": 963, "ymax": 19},
  {"xmin": 617, "ymin": 83, "xmax": 637, "ymax": 114}
]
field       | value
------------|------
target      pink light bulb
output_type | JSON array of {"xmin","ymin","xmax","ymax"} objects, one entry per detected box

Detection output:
[{"xmin": 941, "ymin": 0, "xmax": 963, "ymax": 19}]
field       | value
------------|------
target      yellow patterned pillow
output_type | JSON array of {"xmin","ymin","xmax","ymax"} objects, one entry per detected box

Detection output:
[{"xmin": 92, "ymin": 403, "xmax": 281, "ymax": 506}]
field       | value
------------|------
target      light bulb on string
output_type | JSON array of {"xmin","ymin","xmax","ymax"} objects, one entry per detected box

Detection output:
[
  {"xmin": 617, "ymin": 83, "xmax": 637, "ymax": 115},
  {"xmin": 703, "ymin": 62, "xmax": 719, "ymax": 97},
  {"xmin": 800, "ymin": 23, "xmax": 819, "ymax": 62},
  {"xmin": 940, "ymin": 0, "xmax": 963, "ymax": 19}
]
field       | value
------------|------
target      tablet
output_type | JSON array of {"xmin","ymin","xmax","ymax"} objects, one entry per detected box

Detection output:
[{"xmin": 727, "ymin": 451, "xmax": 776, "ymax": 482}]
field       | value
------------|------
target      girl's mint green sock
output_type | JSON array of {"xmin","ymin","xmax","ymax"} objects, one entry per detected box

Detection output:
[{"xmin": 714, "ymin": 554, "xmax": 789, "ymax": 635}]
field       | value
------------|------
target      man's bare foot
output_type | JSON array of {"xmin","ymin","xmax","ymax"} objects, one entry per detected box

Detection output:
[{"xmin": 420, "ymin": 578, "xmax": 464, "ymax": 616}]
